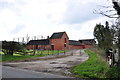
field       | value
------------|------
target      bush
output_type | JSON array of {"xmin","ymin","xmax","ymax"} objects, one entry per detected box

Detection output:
[{"xmin": 105, "ymin": 66, "xmax": 120, "ymax": 78}]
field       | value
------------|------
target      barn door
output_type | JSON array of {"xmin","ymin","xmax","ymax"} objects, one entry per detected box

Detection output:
[
  {"xmin": 36, "ymin": 45, "xmax": 38, "ymax": 49},
  {"xmin": 51, "ymin": 45, "xmax": 54, "ymax": 50}
]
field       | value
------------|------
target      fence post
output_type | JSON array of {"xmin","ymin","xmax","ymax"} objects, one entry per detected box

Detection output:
[
  {"xmin": 58, "ymin": 49, "xmax": 59, "ymax": 55},
  {"xmin": 40, "ymin": 49, "xmax": 42, "ymax": 55},
  {"xmin": 71, "ymin": 50, "xmax": 72, "ymax": 56},
  {"xmin": 48, "ymin": 49, "xmax": 49, "ymax": 55},
  {"xmin": 72, "ymin": 49, "xmax": 73, "ymax": 56},
  {"xmin": 80, "ymin": 49, "xmax": 81, "ymax": 56},
  {"xmin": 64, "ymin": 49, "xmax": 65, "ymax": 54},
  {"xmin": 52, "ymin": 50, "xmax": 54, "ymax": 55}
]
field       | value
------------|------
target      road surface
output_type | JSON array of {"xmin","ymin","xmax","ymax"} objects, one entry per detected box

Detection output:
[
  {"xmin": 2, "ymin": 66, "xmax": 67, "ymax": 78},
  {"xmin": 2, "ymin": 50, "xmax": 89, "ymax": 78}
]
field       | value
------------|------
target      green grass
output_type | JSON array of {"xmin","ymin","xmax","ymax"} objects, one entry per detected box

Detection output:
[
  {"xmin": 72, "ymin": 50, "xmax": 109, "ymax": 78},
  {"xmin": 105, "ymin": 66, "xmax": 120, "ymax": 78},
  {"xmin": 1, "ymin": 55, "xmax": 43, "ymax": 62},
  {"xmin": 0, "ymin": 50, "xmax": 65, "ymax": 62},
  {"xmin": 35, "ymin": 50, "xmax": 65, "ymax": 55},
  {"xmin": 0, "ymin": 51, "xmax": 4, "ymax": 55}
]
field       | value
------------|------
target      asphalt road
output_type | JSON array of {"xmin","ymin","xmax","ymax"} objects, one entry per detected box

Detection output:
[{"xmin": 2, "ymin": 66, "xmax": 67, "ymax": 78}]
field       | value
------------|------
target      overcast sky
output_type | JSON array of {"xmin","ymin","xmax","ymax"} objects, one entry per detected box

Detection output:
[{"xmin": 0, "ymin": 0, "xmax": 113, "ymax": 42}]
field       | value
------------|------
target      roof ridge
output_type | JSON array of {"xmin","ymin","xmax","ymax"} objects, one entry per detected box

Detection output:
[
  {"xmin": 50, "ymin": 32, "xmax": 66, "ymax": 39},
  {"xmin": 53, "ymin": 31, "xmax": 65, "ymax": 34}
]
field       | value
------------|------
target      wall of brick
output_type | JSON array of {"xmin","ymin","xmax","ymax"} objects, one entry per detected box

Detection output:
[
  {"xmin": 50, "ymin": 33, "xmax": 69, "ymax": 50},
  {"xmin": 69, "ymin": 45, "xmax": 83, "ymax": 50},
  {"xmin": 26, "ymin": 32, "xmax": 94, "ymax": 50},
  {"xmin": 38, "ymin": 45, "xmax": 50, "ymax": 50},
  {"xmin": 27, "ymin": 45, "xmax": 36, "ymax": 49},
  {"xmin": 26, "ymin": 44, "xmax": 94, "ymax": 50},
  {"xmin": 84, "ymin": 45, "xmax": 94, "ymax": 48}
]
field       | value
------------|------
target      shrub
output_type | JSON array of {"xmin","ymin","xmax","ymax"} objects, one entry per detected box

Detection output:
[{"xmin": 105, "ymin": 66, "xmax": 120, "ymax": 78}]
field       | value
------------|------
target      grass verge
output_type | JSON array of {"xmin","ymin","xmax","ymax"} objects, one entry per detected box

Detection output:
[
  {"xmin": 1, "ymin": 50, "xmax": 65, "ymax": 62},
  {"xmin": 72, "ymin": 49, "xmax": 109, "ymax": 78},
  {"xmin": 1, "ymin": 55, "xmax": 43, "ymax": 62}
]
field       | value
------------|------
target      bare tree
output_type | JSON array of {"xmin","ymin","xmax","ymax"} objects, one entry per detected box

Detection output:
[
  {"xmin": 94, "ymin": 0, "xmax": 120, "ymax": 18},
  {"xmin": 94, "ymin": 0, "xmax": 120, "ymax": 60}
]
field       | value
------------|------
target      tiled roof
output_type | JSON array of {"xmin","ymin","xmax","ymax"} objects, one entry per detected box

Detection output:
[
  {"xmin": 50, "ymin": 32, "xmax": 65, "ymax": 39},
  {"xmin": 79, "ymin": 39, "xmax": 94, "ymax": 45},
  {"xmin": 69, "ymin": 40, "xmax": 81, "ymax": 46},
  {"xmin": 27, "ymin": 39, "xmax": 49, "ymax": 45}
]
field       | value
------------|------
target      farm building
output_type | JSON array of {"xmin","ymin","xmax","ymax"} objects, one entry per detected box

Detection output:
[
  {"xmin": 26, "ymin": 39, "xmax": 50, "ymax": 50},
  {"xmin": 26, "ymin": 32, "xmax": 95, "ymax": 50},
  {"xmin": 79, "ymin": 39, "xmax": 95, "ymax": 49},
  {"xmin": 69, "ymin": 40, "xmax": 83, "ymax": 49}
]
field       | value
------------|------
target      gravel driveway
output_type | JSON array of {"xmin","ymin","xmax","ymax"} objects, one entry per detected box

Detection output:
[{"xmin": 3, "ymin": 50, "xmax": 89, "ymax": 77}]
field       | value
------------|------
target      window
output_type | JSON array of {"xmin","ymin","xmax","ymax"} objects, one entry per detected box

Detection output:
[
  {"xmin": 54, "ymin": 40, "xmax": 56, "ymax": 42},
  {"xmin": 64, "ymin": 38, "xmax": 67, "ymax": 43},
  {"xmin": 64, "ymin": 43, "xmax": 66, "ymax": 48}
]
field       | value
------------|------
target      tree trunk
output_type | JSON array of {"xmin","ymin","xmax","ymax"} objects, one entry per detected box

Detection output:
[
  {"xmin": 117, "ymin": 28, "xmax": 120, "ymax": 66},
  {"xmin": 32, "ymin": 50, "xmax": 36, "ymax": 56},
  {"xmin": 7, "ymin": 50, "xmax": 14, "ymax": 55}
]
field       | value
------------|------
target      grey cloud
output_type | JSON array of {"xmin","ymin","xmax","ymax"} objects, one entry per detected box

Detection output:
[
  {"xmin": 62, "ymin": 0, "xmax": 101, "ymax": 24},
  {"xmin": 0, "ymin": 0, "xmax": 26, "ymax": 10},
  {"xmin": 47, "ymin": 14, "xmax": 52, "ymax": 19},
  {"xmin": 10, "ymin": 24, "xmax": 25, "ymax": 34},
  {"xmin": 0, "ymin": 1, "xmax": 13, "ymax": 9}
]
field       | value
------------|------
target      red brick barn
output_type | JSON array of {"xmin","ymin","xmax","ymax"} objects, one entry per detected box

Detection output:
[
  {"xmin": 26, "ymin": 32, "xmax": 95, "ymax": 50},
  {"xmin": 69, "ymin": 40, "xmax": 83, "ymax": 50},
  {"xmin": 79, "ymin": 39, "xmax": 95, "ymax": 48},
  {"xmin": 50, "ymin": 32, "xmax": 69, "ymax": 50},
  {"xmin": 26, "ymin": 39, "xmax": 50, "ymax": 50}
]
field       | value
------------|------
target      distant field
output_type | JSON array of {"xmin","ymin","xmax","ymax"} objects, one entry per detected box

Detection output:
[
  {"xmin": 0, "ymin": 50, "xmax": 65, "ymax": 62},
  {"xmin": 72, "ymin": 50, "xmax": 109, "ymax": 78}
]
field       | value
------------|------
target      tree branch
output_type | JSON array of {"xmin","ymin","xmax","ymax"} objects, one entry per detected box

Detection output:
[{"xmin": 93, "ymin": 9, "xmax": 119, "ymax": 18}]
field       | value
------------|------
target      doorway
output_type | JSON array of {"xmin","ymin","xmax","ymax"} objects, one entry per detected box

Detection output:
[{"xmin": 51, "ymin": 45, "xmax": 54, "ymax": 50}]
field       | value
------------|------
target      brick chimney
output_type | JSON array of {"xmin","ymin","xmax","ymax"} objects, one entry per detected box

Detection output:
[{"xmin": 47, "ymin": 36, "xmax": 49, "ymax": 39}]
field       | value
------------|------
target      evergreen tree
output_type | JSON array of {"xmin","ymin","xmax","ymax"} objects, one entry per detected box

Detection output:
[
  {"xmin": 2, "ymin": 41, "xmax": 24, "ymax": 55},
  {"xmin": 94, "ymin": 23, "xmax": 105, "ymax": 49},
  {"xmin": 94, "ymin": 22, "xmax": 114, "ymax": 49}
]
